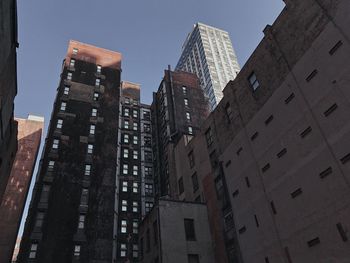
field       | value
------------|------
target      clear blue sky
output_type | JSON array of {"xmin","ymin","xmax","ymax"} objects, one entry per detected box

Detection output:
[{"xmin": 16, "ymin": 0, "xmax": 285, "ymax": 235}]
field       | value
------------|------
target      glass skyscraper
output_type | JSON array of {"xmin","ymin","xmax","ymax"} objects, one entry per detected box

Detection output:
[{"xmin": 176, "ymin": 22, "xmax": 240, "ymax": 111}]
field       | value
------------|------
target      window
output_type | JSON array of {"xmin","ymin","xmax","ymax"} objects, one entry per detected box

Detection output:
[
  {"xmin": 132, "ymin": 202, "xmax": 138, "ymax": 212},
  {"xmin": 186, "ymin": 112, "xmax": 191, "ymax": 121},
  {"xmin": 48, "ymin": 161, "xmax": 55, "ymax": 171},
  {"xmin": 145, "ymin": 202, "xmax": 153, "ymax": 213},
  {"xmin": 188, "ymin": 151, "xmax": 195, "ymax": 168},
  {"xmin": 80, "ymin": 189, "xmax": 89, "ymax": 206},
  {"xmin": 188, "ymin": 254, "xmax": 199, "ymax": 263},
  {"xmin": 248, "ymin": 72, "xmax": 259, "ymax": 90},
  {"xmin": 121, "ymin": 220, "xmax": 127, "ymax": 233},
  {"xmin": 270, "ymin": 201, "xmax": 277, "ymax": 214},
  {"xmin": 84, "ymin": 164, "xmax": 91, "ymax": 176},
  {"xmin": 133, "ymin": 165, "xmax": 138, "ymax": 176},
  {"xmin": 64, "ymin": 86, "xmax": 70, "ymax": 95},
  {"xmin": 324, "ymin": 103, "xmax": 338, "ymax": 117},
  {"xmin": 306, "ymin": 69, "xmax": 318, "ymax": 82},
  {"xmin": 120, "ymin": 243, "xmax": 127, "ymax": 257},
  {"xmin": 265, "ymin": 115, "xmax": 273, "ymax": 125},
  {"xmin": 124, "ymin": 108, "xmax": 129, "ymax": 117},
  {"xmin": 133, "ymin": 110, "xmax": 138, "ymax": 118},
  {"xmin": 133, "ymin": 220, "xmax": 138, "ymax": 234},
  {"xmin": 277, "ymin": 148, "xmax": 287, "ymax": 158},
  {"xmin": 89, "ymin": 124, "xmax": 96, "ymax": 135},
  {"xmin": 123, "ymin": 164, "xmax": 128, "ymax": 175},
  {"xmin": 145, "ymin": 183, "xmax": 153, "ymax": 195},
  {"xmin": 225, "ymin": 103, "xmax": 233, "ymax": 122},
  {"xmin": 238, "ymin": 226, "xmax": 246, "ymax": 234},
  {"xmin": 251, "ymin": 132, "xmax": 258, "ymax": 141},
  {"xmin": 300, "ymin": 126, "xmax": 312, "ymax": 138},
  {"xmin": 29, "ymin": 243, "xmax": 38, "ymax": 258},
  {"xmin": 67, "ymin": 72, "xmax": 72, "ymax": 80},
  {"xmin": 188, "ymin": 126, "xmax": 193, "ymax": 135},
  {"xmin": 133, "ymin": 150, "xmax": 138, "ymax": 160},
  {"xmin": 140, "ymin": 238, "xmax": 144, "ymax": 259},
  {"xmin": 122, "ymin": 181, "xmax": 128, "ymax": 192},
  {"xmin": 184, "ymin": 98, "xmax": 189, "ymax": 106},
  {"xmin": 123, "ymin": 134, "xmax": 129, "ymax": 144},
  {"xmin": 182, "ymin": 86, "xmax": 187, "ymax": 94},
  {"xmin": 121, "ymin": 200, "xmax": 127, "ymax": 212},
  {"xmin": 123, "ymin": 149, "xmax": 129, "ymax": 158},
  {"xmin": 245, "ymin": 177, "xmax": 251, "ymax": 188},
  {"xmin": 262, "ymin": 163, "xmax": 270, "ymax": 173},
  {"xmin": 145, "ymin": 167, "xmax": 152, "ymax": 177},
  {"xmin": 91, "ymin": 108, "xmax": 97, "ymax": 117},
  {"xmin": 285, "ymin": 93, "xmax": 295, "ymax": 104},
  {"xmin": 254, "ymin": 215, "xmax": 259, "ymax": 227},
  {"xmin": 95, "ymin": 78, "xmax": 101, "ymax": 86},
  {"xmin": 87, "ymin": 144, "xmax": 93, "ymax": 154},
  {"xmin": 52, "ymin": 139, "xmax": 59, "ymax": 149},
  {"xmin": 124, "ymin": 120, "xmax": 129, "ymax": 129},
  {"xmin": 133, "ymin": 122, "xmax": 138, "ymax": 131},
  {"xmin": 133, "ymin": 136, "xmax": 138, "ymax": 145},
  {"xmin": 143, "ymin": 123, "xmax": 151, "ymax": 132},
  {"xmin": 60, "ymin": 102, "xmax": 67, "ymax": 111},
  {"xmin": 178, "ymin": 177, "xmax": 184, "ymax": 194},
  {"xmin": 336, "ymin": 223, "xmax": 348, "ymax": 242},
  {"xmin": 97, "ymin": 65, "xmax": 102, "ymax": 74},
  {"xmin": 93, "ymin": 92, "xmax": 99, "ymax": 101},
  {"xmin": 153, "ymin": 220, "xmax": 158, "ymax": 245},
  {"xmin": 70, "ymin": 59, "xmax": 75, "ymax": 67},
  {"xmin": 184, "ymin": 219, "xmax": 196, "ymax": 241},
  {"xmin": 125, "ymin": 98, "xmax": 130, "ymax": 104},
  {"xmin": 72, "ymin": 48, "xmax": 78, "ymax": 55},
  {"xmin": 78, "ymin": 215, "xmax": 85, "ymax": 229},
  {"xmin": 133, "ymin": 244, "xmax": 138, "ymax": 258},
  {"xmin": 307, "ymin": 237, "xmax": 320, "ymax": 247},
  {"xmin": 205, "ymin": 128, "xmax": 213, "ymax": 146},
  {"xmin": 146, "ymin": 229, "xmax": 150, "ymax": 252},
  {"xmin": 329, "ymin": 40, "xmax": 343, "ymax": 55},
  {"xmin": 35, "ymin": 212, "xmax": 45, "ymax": 228},
  {"xmin": 40, "ymin": 185, "xmax": 50, "ymax": 203},
  {"xmin": 192, "ymin": 173, "xmax": 199, "ymax": 192},
  {"xmin": 319, "ymin": 167, "xmax": 332, "ymax": 179},
  {"xmin": 133, "ymin": 182, "xmax": 138, "ymax": 193},
  {"xmin": 291, "ymin": 188, "xmax": 302, "ymax": 198}
]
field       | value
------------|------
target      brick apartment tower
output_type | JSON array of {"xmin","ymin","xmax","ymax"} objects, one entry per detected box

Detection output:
[
  {"xmin": 17, "ymin": 41, "xmax": 122, "ymax": 263},
  {"xmin": 151, "ymin": 69, "xmax": 209, "ymax": 198},
  {"xmin": 0, "ymin": 0, "xmax": 18, "ymax": 206},
  {"xmin": 113, "ymin": 82, "xmax": 154, "ymax": 262},
  {"xmin": 0, "ymin": 115, "xmax": 44, "ymax": 263}
]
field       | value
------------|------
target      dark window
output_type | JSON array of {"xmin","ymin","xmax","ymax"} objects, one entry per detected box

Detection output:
[
  {"xmin": 285, "ymin": 247, "xmax": 293, "ymax": 263},
  {"xmin": 225, "ymin": 160, "xmax": 231, "ymax": 167},
  {"xmin": 238, "ymin": 226, "xmax": 246, "ymax": 234},
  {"xmin": 307, "ymin": 237, "xmax": 320, "ymax": 247},
  {"xmin": 188, "ymin": 254, "xmax": 200, "ymax": 263},
  {"xmin": 35, "ymin": 212, "xmax": 45, "ymax": 228},
  {"xmin": 336, "ymin": 223, "xmax": 348, "ymax": 242},
  {"xmin": 245, "ymin": 177, "xmax": 250, "ymax": 188},
  {"xmin": 285, "ymin": 93, "xmax": 295, "ymax": 104},
  {"xmin": 232, "ymin": 189, "xmax": 239, "ymax": 198},
  {"xmin": 195, "ymin": 195, "xmax": 201, "ymax": 202},
  {"xmin": 324, "ymin": 103, "xmax": 338, "ymax": 117},
  {"xmin": 192, "ymin": 173, "xmax": 199, "ymax": 192},
  {"xmin": 265, "ymin": 115, "xmax": 274, "ymax": 125},
  {"xmin": 248, "ymin": 72, "xmax": 260, "ymax": 90},
  {"xmin": 184, "ymin": 219, "xmax": 196, "ymax": 241},
  {"xmin": 146, "ymin": 229, "xmax": 150, "ymax": 252},
  {"xmin": 205, "ymin": 128, "xmax": 213, "ymax": 146},
  {"xmin": 277, "ymin": 148, "xmax": 287, "ymax": 158},
  {"xmin": 300, "ymin": 126, "xmax": 312, "ymax": 138},
  {"xmin": 188, "ymin": 151, "xmax": 195, "ymax": 168},
  {"xmin": 306, "ymin": 69, "xmax": 318, "ymax": 82},
  {"xmin": 271, "ymin": 201, "xmax": 277, "ymax": 214},
  {"xmin": 319, "ymin": 167, "xmax": 332, "ymax": 179},
  {"xmin": 153, "ymin": 221, "xmax": 158, "ymax": 245},
  {"xmin": 254, "ymin": 214, "xmax": 259, "ymax": 227},
  {"xmin": 236, "ymin": 147, "xmax": 243, "ymax": 155},
  {"xmin": 329, "ymin": 40, "xmax": 343, "ymax": 55},
  {"xmin": 140, "ymin": 237, "xmax": 144, "ymax": 259},
  {"xmin": 265, "ymin": 257, "xmax": 270, "ymax": 263},
  {"xmin": 225, "ymin": 103, "xmax": 234, "ymax": 122},
  {"xmin": 262, "ymin": 163, "xmax": 270, "ymax": 173},
  {"xmin": 291, "ymin": 188, "xmax": 303, "ymax": 198},
  {"xmin": 251, "ymin": 132, "xmax": 258, "ymax": 141},
  {"xmin": 340, "ymin": 153, "xmax": 350, "ymax": 164},
  {"xmin": 178, "ymin": 177, "xmax": 184, "ymax": 194}
]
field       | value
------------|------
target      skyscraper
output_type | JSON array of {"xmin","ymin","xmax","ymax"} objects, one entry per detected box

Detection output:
[
  {"xmin": 176, "ymin": 22, "xmax": 240, "ymax": 111},
  {"xmin": 17, "ymin": 40, "xmax": 122, "ymax": 262}
]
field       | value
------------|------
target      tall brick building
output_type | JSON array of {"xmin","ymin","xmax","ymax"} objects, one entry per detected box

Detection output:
[{"xmin": 17, "ymin": 41, "xmax": 122, "ymax": 262}]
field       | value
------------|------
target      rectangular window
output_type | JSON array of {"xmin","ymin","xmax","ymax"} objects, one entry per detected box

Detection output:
[
  {"xmin": 300, "ymin": 126, "xmax": 312, "ymax": 138},
  {"xmin": 184, "ymin": 218, "xmax": 196, "ymax": 241},
  {"xmin": 133, "ymin": 150, "xmax": 138, "ymax": 160},
  {"xmin": 122, "ymin": 181, "xmax": 128, "ymax": 192},
  {"xmin": 89, "ymin": 124, "xmax": 96, "ymax": 135},
  {"xmin": 186, "ymin": 112, "xmax": 191, "ymax": 121},
  {"xmin": 95, "ymin": 78, "xmax": 101, "ymax": 86},
  {"xmin": 153, "ymin": 220, "xmax": 158, "ymax": 245},
  {"xmin": 67, "ymin": 72, "xmax": 72, "ymax": 80},
  {"xmin": 133, "ymin": 165, "xmax": 138, "ymax": 176},
  {"xmin": 184, "ymin": 98, "xmax": 189, "ymax": 106},
  {"xmin": 35, "ymin": 212, "xmax": 45, "ymax": 228},
  {"xmin": 188, "ymin": 151, "xmax": 195, "ymax": 168},
  {"xmin": 48, "ymin": 160, "xmax": 55, "ymax": 171},
  {"xmin": 188, "ymin": 254, "xmax": 199, "ymax": 263},
  {"xmin": 145, "ymin": 202, "xmax": 153, "ymax": 213},
  {"xmin": 336, "ymin": 222, "xmax": 348, "ymax": 242},
  {"xmin": 188, "ymin": 126, "xmax": 193, "ymax": 135},
  {"xmin": 121, "ymin": 200, "xmax": 127, "ymax": 212},
  {"xmin": 291, "ymin": 188, "xmax": 302, "ymax": 198},
  {"xmin": 72, "ymin": 48, "xmax": 78, "ymax": 55},
  {"xmin": 60, "ymin": 102, "xmax": 67, "ymax": 111},
  {"xmin": 133, "ymin": 182, "xmax": 138, "ymax": 193},
  {"xmin": 306, "ymin": 69, "xmax": 318, "ymax": 82},
  {"xmin": 205, "ymin": 128, "xmax": 213, "ymax": 146},
  {"xmin": 145, "ymin": 167, "xmax": 152, "ymax": 177},
  {"xmin": 121, "ymin": 220, "xmax": 127, "ymax": 233},
  {"xmin": 124, "ymin": 108, "xmax": 129, "ymax": 117},
  {"xmin": 133, "ymin": 220, "xmax": 138, "ymax": 234},
  {"xmin": 307, "ymin": 237, "xmax": 320, "ymax": 247},
  {"xmin": 29, "ymin": 243, "xmax": 38, "ymax": 259},
  {"xmin": 97, "ymin": 65, "xmax": 102, "ymax": 74},
  {"xmin": 120, "ymin": 243, "xmax": 127, "ymax": 257},
  {"xmin": 123, "ymin": 164, "xmax": 128, "ymax": 175},
  {"xmin": 182, "ymin": 86, "xmax": 187, "ymax": 95},
  {"xmin": 319, "ymin": 167, "xmax": 332, "ymax": 179},
  {"xmin": 91, "ymin": 108, "xmax": 97, "ymax": 117},
  {"xmin": 87, "ymin": 144, "xmax": 93, "ymax": 154},
  {"xmin": 123, "ymin": 134, "xmax": 129, "ymax": 144},
  {"xmin": 178, "ymin": 177, "xmax": 184, "ymax": 194},
  {"xmin": 84, "ymin": 164, "xmax": 91, "ymax": 176},
  {"xmin": 133, "ymin": 244, "xmax": 138, "ymax": 258},
  {"xmin": 324, "ymin": 103, "xmax": 338, "ymax": 117},
  {"xmin": 132, "ymin": 202, "xmax": 138, "ymax": 212},
  {"xmin": 192, "ymin": 173, "xmax": 199, "ymax": 192},
  {"xmin": 248, "ymin": 72, "xmax": 259, "ymax": 90},
  {"xmin": 329, "ymin": 40, "xmax": 343, "ymax": 55},
  {"xmin": 70, "ymin": 59, "xmax": 75, "ymax": 67},
  {"xmin": 285, "ymin": 93, "xmax": 295, "ymax": 104},
  {"xmin": 78, "ymin": 215, "xmax": 85, "ymax": 229},
  {"xmin": 146, "ymin": 229, "xmax": 150, "ymax": 252},
  {"xmin": 133, "ymin": 122, "xmax": 138, "ymax": 131},
  {"xmin": 133, "ymin": 110, "xmax": 138, "ymax": 118},
  {"xmin": 133, "ymin": 136, "xmax": 138, "ymax": 145},
  {"xmin": 40, "ymin": 185, "xmax": 50, "ymax": 203},
  {"xmin": 145, "ymin": 183, "xmax": 153, "ymax": 195},
  {"xmin": 52, "ymin": 139, "xmax": 59, "ymax": 149},
  {"xmin": 123, "ymin": 149, "xmax": 129, "ymax": 158},
  {"xmin": 225, "ymin": 103, "xmax": 233, "ymax": 122},
  {"xmin": 64, "ymin": 86, "xmax": 70, "ymax": 95},
  {"xmin": 93, "ymin": 92, "xmax": 99, "ymax": 101},
  {"xmin": 124, "ymin": 120, "xmax": 129, "ymax": 129},
  {"xmin": 80, "ymin": 189, "xmax": 89, "ymax": 206}
]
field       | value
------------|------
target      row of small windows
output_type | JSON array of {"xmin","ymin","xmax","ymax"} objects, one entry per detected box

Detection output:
[
  {"xmin": 124, "ymin": 107, "xmax": 138, "ymax": 118},
  {"xmin": 120, "ymin": 243, "xmax": 139, "ymax": 258},
  {"xmin": 66, "ymin": 71, "xmax": 102, "ymax": 87},
  {"xmin": 123, "ymin": 134, "xmax": 138, "ymax": 145},
  {"xmin": 123, "ymin": 120, "xmax": 138, "ymax": 131},
  {"xmin": 122, "ymin": 164, "xmax": 139, "ymax": 176},
  {"xmin": 61, "ymin": 89, "xmax": 99, "ymax": 101},
  {"xmin": 120, "ymin": 200, "xmax": 139, "ymax": 213}
]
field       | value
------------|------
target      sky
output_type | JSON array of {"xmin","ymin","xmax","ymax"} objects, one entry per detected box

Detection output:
[{"xmin": 16, "ymin": 0, "xmax": 285, "ymax": 235}]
